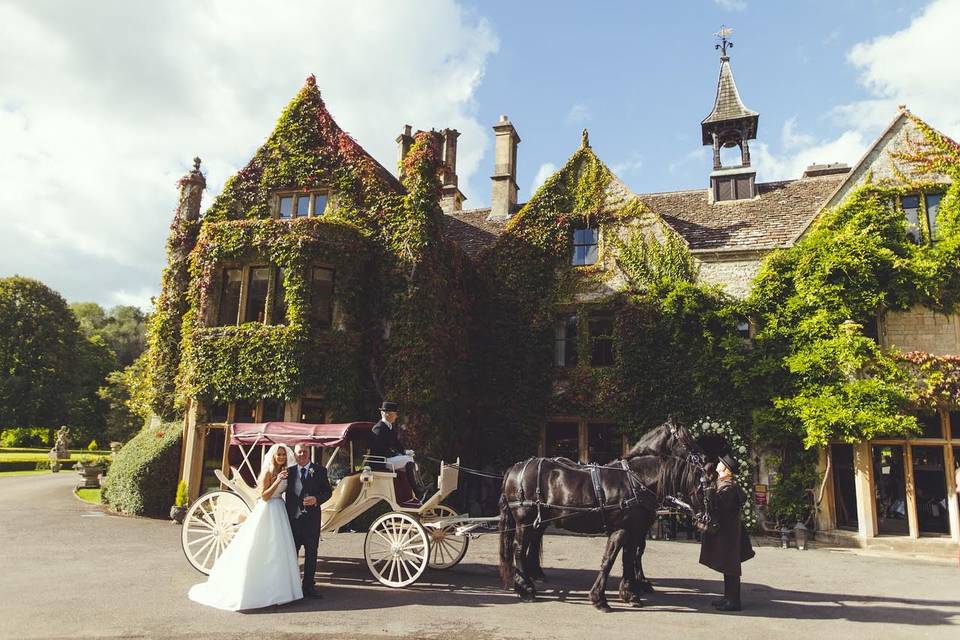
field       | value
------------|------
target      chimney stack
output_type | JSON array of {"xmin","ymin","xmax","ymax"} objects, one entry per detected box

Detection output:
[
  {"xmin": 488, "ymin": 115, "xmax": 520, "ymax": 221},
  {"xmin": 396, "ymin": 124, "xmax": 413, "ymax": 175},
  {"xmin": 439, "ymin": 128, "xmax": 465, "ymax": 213}
]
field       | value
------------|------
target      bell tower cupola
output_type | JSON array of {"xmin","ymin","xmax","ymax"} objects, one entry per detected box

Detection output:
[{"xmin": 701, "ymin": 27, "xmax": 759, "ymax": 202}]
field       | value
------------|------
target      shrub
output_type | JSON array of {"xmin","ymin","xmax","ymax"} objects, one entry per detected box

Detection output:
[
  {"xmin": 101, "ymin": 420, "xmax": 182, "ymax": 517},
  {"xmin": 87, "ymin": 439, "xmax": 98, "ymax": 452},
  {"xmin": 174, "ymin": 480, "xmax": 189, "ymax": 507},
  {"xmin": 0, "ymin": 428, "xmax": 50, "ymax": 448}
]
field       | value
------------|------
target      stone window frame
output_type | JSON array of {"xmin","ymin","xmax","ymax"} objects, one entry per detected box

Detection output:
[
  {"xmin": 898, "ymin": 191, "xmax": 945, "ymax": 245},
  {"xmin": 570, "ymin": 224, "xmax": 600, "ymax": 267},
  {"xmin": 553, "ymin": 313, "xmax": 578, "ymax": 368},
  {"xmin": 273, "ymin": 189, "xmax": 333, "ymax": 219},
  {"xmin": 308, "ymin": 263, "xmax": 337, "ymax": 329},
  {"xmin": 211, "ymin": 263, "xmax": 287, "ymax": 326}
]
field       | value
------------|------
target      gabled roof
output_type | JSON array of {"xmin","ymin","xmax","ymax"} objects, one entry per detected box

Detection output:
[
  {"xmin": 792, "ymin": 108, "xmax": 957, "ymax": 243},
  {"xmin": 701, "ymin": 57, "xmax": 759, "ymax": 145},
  {"xmin": 639, "ymin": 173, "xmax": 847, "ymax": 252}
]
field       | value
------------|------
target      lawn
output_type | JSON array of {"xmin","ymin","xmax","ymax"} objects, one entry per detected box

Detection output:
[{"xmin": 75, "ymin": 488, "xmax": 102, "ymax": 505}]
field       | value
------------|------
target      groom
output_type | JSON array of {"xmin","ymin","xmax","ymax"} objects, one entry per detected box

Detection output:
[{"xmin": 286, "ymin": 443, "xmax": 332, "ymax": 599}]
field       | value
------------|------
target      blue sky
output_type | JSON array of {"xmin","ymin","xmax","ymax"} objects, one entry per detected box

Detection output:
[{"xmin": 0, "ymin": 0, "xmax": 956, "ymax": 310}]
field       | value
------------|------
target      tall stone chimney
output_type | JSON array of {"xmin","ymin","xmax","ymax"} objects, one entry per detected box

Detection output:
[
  {"xmin": 396, "ymin": 124, "xmax": 413, "ymax": 176},
  {"xmin": 440, "ymin": 128, "xmax": 465, "ymax": 213},
  {"xmin": 488, "ymin": 115, "xmax": 520, "ymax": 221}
]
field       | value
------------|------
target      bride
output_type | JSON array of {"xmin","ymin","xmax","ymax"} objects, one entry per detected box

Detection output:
[{"xmin": 188, "ymin": 443, "xmax": 303, "ymax": 610}]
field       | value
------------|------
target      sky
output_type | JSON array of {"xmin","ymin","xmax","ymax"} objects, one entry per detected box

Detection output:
[{"xmin": 1, "ymin": 0, "xmax": 958, "ymax": 311}]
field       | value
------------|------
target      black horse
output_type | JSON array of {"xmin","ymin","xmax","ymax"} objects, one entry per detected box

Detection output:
[{"xmin": 498, "ymin": 419, "xmax": 706, "ymax": 611}]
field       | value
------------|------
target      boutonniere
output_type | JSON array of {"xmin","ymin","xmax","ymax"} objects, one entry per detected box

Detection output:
[{"xmin": 307, "ymin": 467, "xmax": 315, "ymax": 477}]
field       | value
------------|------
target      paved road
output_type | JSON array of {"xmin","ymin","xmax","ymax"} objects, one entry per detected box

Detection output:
[{"xmin": 2, "ymin": 473, "xmax": 959, "ymax": 640}]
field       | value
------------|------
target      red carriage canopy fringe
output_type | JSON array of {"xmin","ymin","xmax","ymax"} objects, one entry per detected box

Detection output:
[{"xmin": 229, "ymin": 422, "xmax": 375, "ymax": 447}]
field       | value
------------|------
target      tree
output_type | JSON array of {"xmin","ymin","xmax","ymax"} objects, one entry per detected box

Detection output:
[
  {"xmin": 98, "ymin": 353, "xmax": 152, "ymax": 443},
  {"xmin": 70, "ymin": 302, "xmax": 148, "ymax": 368},
  {"xmin": 0, "ymin": 277, "xmax": 83, "ymax": 440}
]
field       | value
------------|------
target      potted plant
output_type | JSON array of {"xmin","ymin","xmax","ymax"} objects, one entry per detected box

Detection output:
[
  {"xmin": 75, "ymin": 455, "xmax": 103, "ymax": 489},
  {"xmin": 170, "ymin": 481, "xmax": 189, "ymax": 524}
]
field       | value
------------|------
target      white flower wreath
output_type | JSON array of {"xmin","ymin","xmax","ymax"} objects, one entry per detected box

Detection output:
[{"xmin": 690, "ymin": 417, "xmax": 757, "ymax": 530}]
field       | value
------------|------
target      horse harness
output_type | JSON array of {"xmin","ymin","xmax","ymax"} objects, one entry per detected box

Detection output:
[{"xmin": 508, "ymin": 457, "xmax": 654, "ymax": 533}]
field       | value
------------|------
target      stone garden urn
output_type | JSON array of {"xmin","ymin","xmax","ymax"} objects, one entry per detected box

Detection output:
[
  {"xmin": 169, "ymin": 505, "xmax": 188, "ymax": 524},
  {"xmin": 76, "ymin": 463, "xmax": 103, "ymax": 489}
]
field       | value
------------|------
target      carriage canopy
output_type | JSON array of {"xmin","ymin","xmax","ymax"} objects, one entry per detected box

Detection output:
[{"xmin": 229, "ymin": 421, "xmax": 374, "ymax": 448}]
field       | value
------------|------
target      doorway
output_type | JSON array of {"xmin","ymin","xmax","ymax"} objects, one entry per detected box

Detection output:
[
  {"xmin": 912, "ymin": 446, "xmax": 949, "ymax": 535},
  {"xmin": 831, "ymin": 444, "xmax": 858, "ymax": 529},
  {"xmin": 872, "ymin": 444, "xmax": 908, "ymax": 535}
]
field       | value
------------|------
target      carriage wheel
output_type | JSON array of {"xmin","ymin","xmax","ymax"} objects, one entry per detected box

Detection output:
[
  {"xmin": 364, "ymin": 511, "xmax": 430, "ymax": 587},
  {"xmin": 181, "ymin": 490, "xmax": 250, "ymax": 575},
  {"xmin": 421, "ymin": 505, "xmax": 469, "ymax": 570}
]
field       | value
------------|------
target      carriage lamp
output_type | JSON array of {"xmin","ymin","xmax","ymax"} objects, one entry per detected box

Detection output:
[
  {"xmin": 779, "ymin": 526, "xmax": 792, "ymax": 549},
  {"xmin": 793, "ymin": 522, "xmax": 809, "ymax": 551}
]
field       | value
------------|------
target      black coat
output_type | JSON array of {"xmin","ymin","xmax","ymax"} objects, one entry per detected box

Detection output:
[
  {"xmin": 284, "ymin": 462, "xmax": 332, "ymax": 526},
  {"xmin": 699, "ymin": 478, "xmax": 755, "ymax": 576},
  {"xmin": 369, "ymin": 420, "xmax": 404, "ymax": 461}
]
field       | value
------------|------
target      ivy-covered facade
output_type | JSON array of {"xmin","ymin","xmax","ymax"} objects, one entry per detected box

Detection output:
[{"xmin": 148, "ymin": 51, "xmax": 959, "ymax": 550}]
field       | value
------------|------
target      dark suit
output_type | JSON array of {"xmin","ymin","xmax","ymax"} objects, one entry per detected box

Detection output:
[
  {"xmin": 369, "ymin": 419, "xmax": 404, "ymax": 468},
  {"xmin": 285, "ymin": 462, "xmax": 332, "ymax": 590}
]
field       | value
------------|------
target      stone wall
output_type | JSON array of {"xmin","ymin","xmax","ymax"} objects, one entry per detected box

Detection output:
[
  {"xmin": 694, "ymin": 254, "xmax": 763, "ymax": 299},
  {"xmin": 881, "ymin": 305, "xmax": 960, "ymax": 355}
]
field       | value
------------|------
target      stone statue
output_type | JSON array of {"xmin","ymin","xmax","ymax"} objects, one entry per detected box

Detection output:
[{"xmin": 53, "ymin": 425, "xmax": 70, "ymax": 460}]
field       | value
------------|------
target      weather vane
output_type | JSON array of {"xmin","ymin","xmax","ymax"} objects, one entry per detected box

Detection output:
[{"xmin": 715, "ymin": 25, "xmax": 734, "ymax": 58}]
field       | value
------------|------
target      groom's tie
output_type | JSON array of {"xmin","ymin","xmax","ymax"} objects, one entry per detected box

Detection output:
[{"xmin": 300, "ymin": 466, "xmax": 307, "ymax": 490}]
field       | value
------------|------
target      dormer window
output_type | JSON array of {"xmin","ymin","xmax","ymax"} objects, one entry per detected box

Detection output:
[
  {"xmin": 276, "ymin": 190, "xmax": 330, "ymax": 219},
  {"xmin": 571, "ymin": 226, "xmax": 599, "ymax": 266}
]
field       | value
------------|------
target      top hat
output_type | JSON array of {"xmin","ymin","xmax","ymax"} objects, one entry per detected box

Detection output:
[
  {"xmin": 379, "ymin": 401, "xmax": 399, "ymax": 413},
  {"xmin": 718, "ymin": 453, "xmax": 740, "ymax": 474}
]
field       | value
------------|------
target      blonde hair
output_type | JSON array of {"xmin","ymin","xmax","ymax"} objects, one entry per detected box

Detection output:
[{"xmin": 257, "ymin": 443, "xmax": 292, "ymax": 493}]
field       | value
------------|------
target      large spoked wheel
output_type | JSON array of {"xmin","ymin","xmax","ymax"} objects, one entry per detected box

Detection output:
[
  {"xmin": 364, "ymin": 511, "xmax": 430, "ymax": 587},
  {"xmin": 421, "ymin": 505, "xmax": 469, "ymax": 570},
  {"xmin": 181, "ymin": 490, "xmax": 250, "ymax": 575}
]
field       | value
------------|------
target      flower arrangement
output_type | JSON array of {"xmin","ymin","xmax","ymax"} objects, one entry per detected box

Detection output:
[{"xmin": 689, "ymin": 417, "xmax": 757, "ymax": 531}]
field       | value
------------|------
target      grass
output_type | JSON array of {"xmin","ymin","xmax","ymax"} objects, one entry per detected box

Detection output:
[
  {"xmin": 75, "ymin": 488, "xmax": 102, "ymax": 505},
  {"xmin": 0, "ymin": 469, "xmax": 50, "ymax": 478}
]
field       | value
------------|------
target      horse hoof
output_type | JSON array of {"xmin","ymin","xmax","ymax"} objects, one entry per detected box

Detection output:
[
  {"xmin": 594, "ymin": 603, "xmax": 613, "ymax": 613},
  {"xmin": 639, "ymin": 581, "xmax": 655, "ymax": 594}
]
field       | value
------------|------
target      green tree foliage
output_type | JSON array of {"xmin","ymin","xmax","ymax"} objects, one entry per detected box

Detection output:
[
  {"xmin": 746, "ymin": 133, "xmax": 960, "ymax": 448},
  {"xmin": 98, "ymin": 353, "xmax": 152, "ymax": 443},
  {"xmin": 71, "ymin": 302, "xmax": 148, "ymax": 368}
]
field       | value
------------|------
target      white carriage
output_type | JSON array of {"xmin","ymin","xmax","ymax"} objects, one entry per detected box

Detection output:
[{"xmin": 180, "ymin": 421, "xmax": 473, "ymax": 587}]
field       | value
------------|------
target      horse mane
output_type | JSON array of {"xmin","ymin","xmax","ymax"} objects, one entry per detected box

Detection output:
[{"xmin": 624, "ymin": 418, "xmax": 679, "ymax": 459}]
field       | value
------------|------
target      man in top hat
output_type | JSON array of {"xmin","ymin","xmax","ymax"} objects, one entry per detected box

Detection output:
[
  {"xmin": 369, "ymin": 401, "xmax": 427, "ymax": 500},
  {"xmin": 699, "ymin": 453, "xmax": 755, "ymax": 612}
]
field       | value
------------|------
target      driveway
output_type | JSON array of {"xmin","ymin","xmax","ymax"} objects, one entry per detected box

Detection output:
[{"xmin": 1, "ymin": 473, "xmax": 959, "ymax": 639}]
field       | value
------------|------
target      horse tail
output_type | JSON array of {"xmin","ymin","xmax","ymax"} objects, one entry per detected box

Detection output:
[{"xmin": 498, "ymin": 492, "xmax": 516, "ymax": 589}]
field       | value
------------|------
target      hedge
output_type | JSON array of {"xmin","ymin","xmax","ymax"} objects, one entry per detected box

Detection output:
[
  {"xmin": 101, "ymin": 421, "xmax": 181, "ymax": 517},
  {"xmin": 0, "ymin": 460, "xmax": 77, "ymax": 472}
]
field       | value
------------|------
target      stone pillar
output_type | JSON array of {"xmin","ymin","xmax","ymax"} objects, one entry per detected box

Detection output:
[
  {"xmin": 741, "ymin": 136, "xmax": 751, "ymax": 167},
  {"xmin": 816, "ymin": 447, "xmax": 837, "ymax": 531},
  {"xmin": 712, "ymin": 133, "xmax": 721, "ymax": 170},
  {"xmin": 488, "ymin": 115, "xmax": 520, "ymax": 221},
  {"xmin": 946, "ymin": 444, "xmax": 959, "ymax": 543},
  {"xmin": 853, "ymin": 441, "xmax": 877, "ymax": 539}
]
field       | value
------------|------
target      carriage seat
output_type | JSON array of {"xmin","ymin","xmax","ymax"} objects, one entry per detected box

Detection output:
[
  {"xmin": 216, "ymin": 467, "xmax": 260, "ymax": 506},
  {"xmin": 320, "ymin": 472, "xmax": 363, "ymax": 523}
]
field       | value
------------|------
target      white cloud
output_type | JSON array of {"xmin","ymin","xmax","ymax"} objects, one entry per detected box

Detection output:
[
  {"xmin": 0, "ymin": 0, "xmax": 498, "ymax": 310},
  {"xmin": 756, "ymin": 0, "xmax": 960, "ymax": 182},
  {"xmin": 564, "ymin": 104, "xmax": 592, "ymax": 125},
  {"xmin": 611, "ymin": 153, "xmax": 644, "ymax": 177},
  {"xmin": 529, "ymin": 163, "xmax": 557, "ymax": 197},
  {"xmin": 713, "ymin": 0, "xmax": 747, "ymax": 10}
]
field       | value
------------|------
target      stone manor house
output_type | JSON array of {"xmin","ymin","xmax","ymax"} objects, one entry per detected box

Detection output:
[{"xmin": 165, "ymin": 49, "xmax": 959, "ymax": 549}]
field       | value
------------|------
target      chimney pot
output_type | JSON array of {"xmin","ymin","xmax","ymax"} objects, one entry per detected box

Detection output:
[{"xmin": 489, "ymin": 116, "xmax": 521, "ymax": 221}]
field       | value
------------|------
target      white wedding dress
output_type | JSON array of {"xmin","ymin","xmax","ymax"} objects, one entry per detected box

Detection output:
[{"xmin": 188, "ymin": 478, "xmax": 303, "ymax": 611}]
